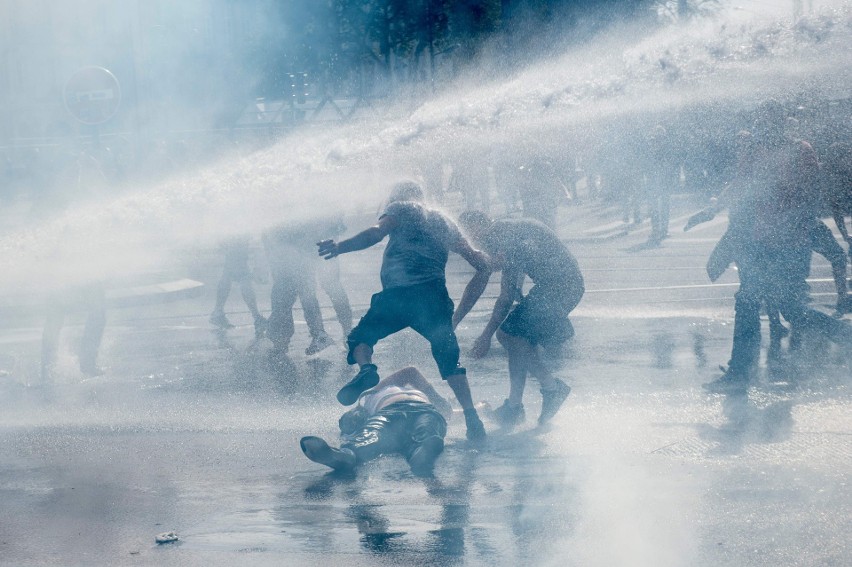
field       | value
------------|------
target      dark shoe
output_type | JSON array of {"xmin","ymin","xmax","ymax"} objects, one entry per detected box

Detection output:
[
  {"xmin": 703, "ymin": 368, "xmax": 750, "ymax": 393},
  {"xmin": 408, "ymin": 435, "xmax": 445, "ymax": 476},
  {"xmin": 464, "ymin": 408, "xmax": 487, "ymax": 442},
  {"xmin": 253, "ymin": 316, "xmax": 268, "ymax": 339},
  {"xmin": 305, "ymin": 332, "xmax": 335, "ymax": 356},
  {"xmin": 539, "ymin": 379, "xmax": 571, "ymax": 425},
  {"xmin": 493, "ymin": 400, "xmax": 525, "ymax": 429},
  {"xmin": 210, "ymin": 312, "xmax": 234, "ymax": 329},
  {"xmin": 337, "ymin": 364, "xmax": 380, "ymax": 406},
  {"xmin": 300, "ymin": 436, "xmax": 356, "ymax": 472}
]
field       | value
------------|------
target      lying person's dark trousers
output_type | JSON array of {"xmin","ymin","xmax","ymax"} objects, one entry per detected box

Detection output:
[{"xmin": 343, "ymin": 401, "xmax": 447, "ymax": 464}]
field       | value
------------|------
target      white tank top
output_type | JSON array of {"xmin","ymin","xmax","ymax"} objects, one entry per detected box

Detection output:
[{"xmin": 358, "ymin": 385, "xmax": 429, "ymax": 415}]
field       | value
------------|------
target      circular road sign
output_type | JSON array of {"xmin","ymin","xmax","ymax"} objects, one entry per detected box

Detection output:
[{"xmin": 64, "ymin": 66, "xmax": 121, "ymax": 125}]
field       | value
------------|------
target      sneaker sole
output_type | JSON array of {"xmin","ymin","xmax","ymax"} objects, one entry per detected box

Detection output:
[
  {"xmin": 336, "ymin": 371, "xmax": 380, "ymax": 406},
  {"xmin": 305, "ymin": 338, "xmax": 335, "ymax": 356},
  {"xmin": 300, "ymin": 436, "xmax": 354, "ymax": 471}
]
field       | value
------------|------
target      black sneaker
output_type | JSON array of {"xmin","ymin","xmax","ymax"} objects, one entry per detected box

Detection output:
[
  {"xmin": 305, "ymin": 332, "xmax": 335, "ymax": 356},
  {"xmin": 337, "ymin": 364, "xmax": 380, "ymax": 406},
  {"xmin": 464, "ymin": 409, "xmax": 487, "ymax": 442},
  {"xmin": 493, "ymin": 400, "xmax": 525, "ymax": 429},
  {"xmin": 300, "ymin": 436, "xmax": 356, "ymax": 472},
  {"xmin": 703, "ymin": 368, "xmax": 750, "ymax": 393},
  {"xmin": 539, "ymin": 379, "xmax": 571, "ymax": 425},
  {"xmin": 408, "ymin": 435, "xmax": 445, "ymax": 476}
]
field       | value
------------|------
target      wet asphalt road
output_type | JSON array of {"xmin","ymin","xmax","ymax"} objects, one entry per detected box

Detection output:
[{"xmin": 0, "ymin": 203, "xmax": 850, "ymax": 566}]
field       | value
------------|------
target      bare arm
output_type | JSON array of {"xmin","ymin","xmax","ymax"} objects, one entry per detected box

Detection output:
[
  {"xmin": 480, "ymin": 272, "xmax": 519, "ymax": 341},
  {"xmin": 450, "ymin": 236, "xmax": 492, "ymax": 328},
  {"xmin": 317, "ymin": 215, "xmax": 397, "ymax": 259}
]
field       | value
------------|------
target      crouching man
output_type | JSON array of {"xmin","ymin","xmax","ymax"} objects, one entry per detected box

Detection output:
[
  {"xmin": 456, "ymin": 211, "xmax": 584, "ymax": 429},
  {"xmin": 300, "ymin": 366, "xmax": 453, "ymax": 477}
]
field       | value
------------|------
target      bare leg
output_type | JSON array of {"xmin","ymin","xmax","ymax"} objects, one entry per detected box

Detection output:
[
  {"xmin": 41, "ymin": 310, "xmax": 65, "ymax": 383},
  {"xmin": 79, "ymin": 301, "xmax": 106, "ymax": 375},
  {"xmin": 445, "ymin": 374, "xmax": 474, "ymax": 411},
  {"xmin": 318, "ymin": 260, "xmax": 353, "ymax": 336},
  {"xmin": 352, "ymin": 344, "xmax": 373, "ymax": 367},
  {"xmin": 497, "ymin": 329, "xmax": 529, "ymax": 406},
  {"xmin": 238, "ymin": 279, "xmax": 263, "ymax": 321},
  {"xmin": 213, "ymin": 274, "xmax": 231, "ymax": 314}
]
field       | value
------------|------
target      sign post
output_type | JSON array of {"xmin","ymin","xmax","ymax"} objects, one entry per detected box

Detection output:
[{"xmin": 64, "ymin": 66, "xmax": 121, "ymax": 126}]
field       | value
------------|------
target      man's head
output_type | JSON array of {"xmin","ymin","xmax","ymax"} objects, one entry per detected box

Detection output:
[
  {"xmin": 388, "ymin": 180, "xmax": 425, "ymax": 204},
  {"xmin": 457, "ymin": 210, "xmax": 492, "ymax": 245}
]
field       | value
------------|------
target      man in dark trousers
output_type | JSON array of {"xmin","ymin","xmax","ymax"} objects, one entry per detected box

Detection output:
[
  {"xmin": 456, "ymin": 211, "xmax": 584, "ymax": 429},
  {"xmin": 702, "ymin": 106, "xmax": 852, "ymax": 392},
  {"xmin": 209, "ymin": 235, "xmax": 267, "ymax": 338},
  {"xmin": 317, "ymin": 181, "xmax": 490, "ymax": 441},
  {"xmin": 300, "ymin": 366, "xmax": 452, "ymax": 476}
]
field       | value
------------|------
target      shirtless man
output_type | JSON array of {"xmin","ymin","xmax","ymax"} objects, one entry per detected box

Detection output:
[
  {"xmin": 456, "ymin": 211, "xmax": 584, "ymax": 429},
  {"xmin": 317, "ymin": 181, "xmax": 490, "ymax": 441}
]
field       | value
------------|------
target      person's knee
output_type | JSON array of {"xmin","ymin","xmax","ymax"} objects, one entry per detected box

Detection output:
[{"xmin": 496, "ymin": 328, "xmax": 510, "ymax": 346}]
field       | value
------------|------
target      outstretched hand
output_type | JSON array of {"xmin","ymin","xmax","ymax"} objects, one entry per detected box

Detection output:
[{"xmin": 317, "ymin": 239, "xmax": 339, "ymax": 260}]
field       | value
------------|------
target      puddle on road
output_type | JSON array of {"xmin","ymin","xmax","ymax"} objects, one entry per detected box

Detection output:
[{"xmin": 178, "ymin": 444, "xmax": 579, "ymax": 563}]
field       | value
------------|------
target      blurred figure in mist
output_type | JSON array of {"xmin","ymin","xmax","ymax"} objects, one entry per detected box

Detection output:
[
  {"xmin": 263, "ymin": 216, "xmax": 350, "ymax": 362},
  {"xmin": 823, "ymin": 142, "xmax": 852, "ymax": 264},
  {"xmin": 41, "ymin": 284, "xmax": 106, "ymax": 381},
  {"xmin": 447, "ymin": 152, "xmax": 491, "ymax": 214},
  {"xmin": 315, "ymin": 215, "xmax": 354, "ymax": 338},
  {"xmin": 686, "ymin": 129, "xmax": 793, "ymax": 348},
  {"xmin": 419, "ymin": 161, "xmax": 445, "ymax": 205},
  {"xmin": 456, "ymin": 211, "xmax": 583, "ymax": 429},
  {"xmin": 209, "ymin": 235, "xmax": 268, "ymax": 338},
  {"xmin": 701, "ymin": 104, "xmax": 852, "ymax": 392},
  {"xmin": 644, "ymin": 125, "xmax": 679, "ymax": 244},
  {"xmin": 513, "ymin": 155, "xmax": 566, "ymax": 229}
]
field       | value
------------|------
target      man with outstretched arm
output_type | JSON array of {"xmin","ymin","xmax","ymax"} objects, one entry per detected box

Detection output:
[
  {"xmin": 300, "ymin": 366, "xmax": 452, "ymax": 476},
  {"xmin": 455, "ymin": 211, "xmax": 584, "ymax": 429},
  {"xmin": 317, "ymin": 181, "xmax": 490, "ymax": 441}
]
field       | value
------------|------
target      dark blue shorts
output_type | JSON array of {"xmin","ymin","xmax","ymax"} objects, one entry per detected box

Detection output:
[
  {"xmin": 501, "ymin": 283, "xmax": 584, "ymax": 347},
  {"xmin": 347, "ymin": 281, "xmax": 465, "ymax": 379}
]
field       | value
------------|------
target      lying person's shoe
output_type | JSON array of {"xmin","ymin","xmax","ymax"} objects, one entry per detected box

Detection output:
[
  {"xmin": 539, "ymin": 379, "xmax": 571, "ymax": 425},
  {"xmin": 305, "ymin": 332, "xmax": 335, "ymax": 356},
  {"xmin": 493, "ymin": 400, "xmax": 525, "ymax": 429},
  {"xmin": 300, "ymin": 436, "xmax": 356, "ymax": 472},
  {"xmin": 337, "ymin": 364, "xmax": 380, "ymax": 406},
  {"xmin": 408, "ymin": 435, "xmax": 445, "ymax": 476}
]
